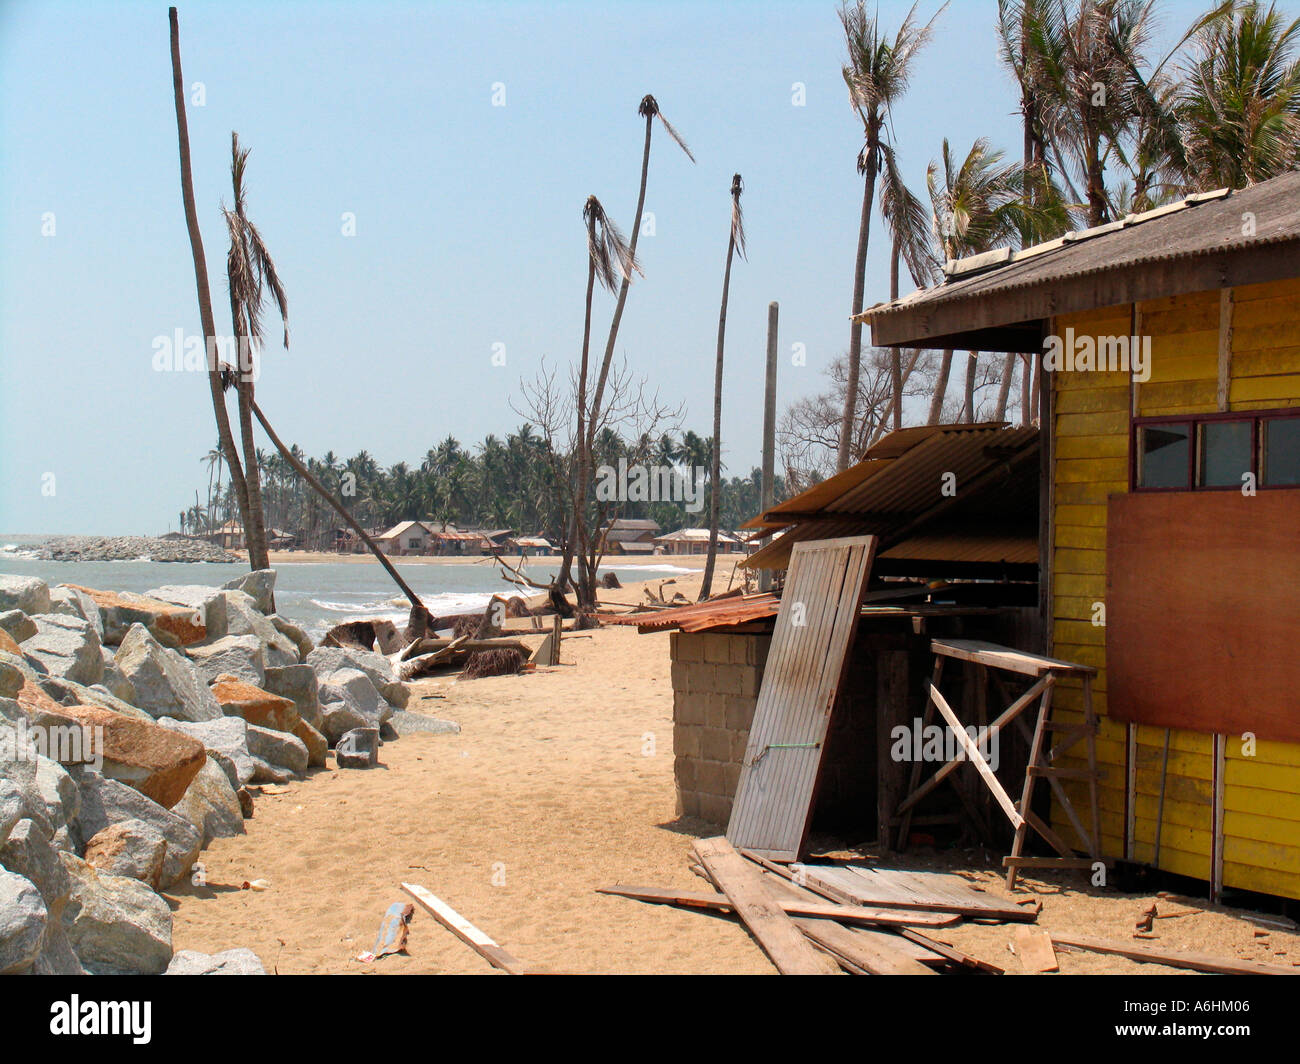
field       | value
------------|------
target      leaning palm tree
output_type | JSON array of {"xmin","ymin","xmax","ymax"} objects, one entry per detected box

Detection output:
[
  {"xmin": 698, "ymin": 174, "xmax": 747, "ymax": 602},
  {"xmin": 1178, "ymin": 0, "xmax": 1300, "ymax": 191},
  {"xmin": 168, "ymin": 8, "xmax": 254, "ymax": 562},
  {"xmin": 836, "ymin": 0, "xmax": 946, "ymax": 472},
  {"xmin": 586, "ymin": 96, "xmax": 694, "ymax": 455},
  {"xmin": 222, "ymin": 132, "xmax": 283, "ymax": 573}
]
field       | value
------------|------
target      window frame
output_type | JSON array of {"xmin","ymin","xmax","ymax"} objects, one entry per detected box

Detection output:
[{"xmin": 1129, "ymin": 408, "xmax": 1300, "ymax": 493}]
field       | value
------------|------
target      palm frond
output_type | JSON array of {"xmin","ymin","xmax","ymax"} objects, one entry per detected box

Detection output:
[
  {"xmin": 583, "ymin": 195, "xmax": 641, "ymax": 293},
  {"xmin": 729, "ymin": 174, "xmax": 747, "ymax": 261}
]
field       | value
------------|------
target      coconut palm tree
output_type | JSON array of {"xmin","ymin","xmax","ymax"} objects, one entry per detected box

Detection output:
[
  {"xmin": 562, "ymin": 196, "xmax": 638, "ymax": 608},
  {"xmin": 698, "ymin": 174, "xmax": 747, "ymax": 602},
  {"xmin": 926, "ymin": 137, "xmax": 1046, "ymax": 422},
  {"xmin": 168, "ymin": 8, "xmax": 255, "ymax": 564},
  {"xmin": 836, "ymin": 0, "xmax": 946, "ymax": 472},
  {"xmin": 1178, "ymin": 0, "xmax": 1300, "ymax": 190},
  {"xmin": 587, "ymin": 96, "xmax": 694, "ymax": 454},
  {"xmin": 222, "ymin": 132, "xmax": 285, "ymax": 573}
]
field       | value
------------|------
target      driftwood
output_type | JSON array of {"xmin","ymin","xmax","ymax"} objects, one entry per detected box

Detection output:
[
  {"xmin": 398, "ymin": 637, "xmax": 532, "ymax": 681},
  {"xmin": 462, "ymin": 647, "xmax": 525, "ymax": 679},
  {"xmin": 324, "ymin": 618, "xmax": 404, "ymax": 654}
]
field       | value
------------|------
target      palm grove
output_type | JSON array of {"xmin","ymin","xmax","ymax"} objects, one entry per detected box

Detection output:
[{"xmin": 168, "ymin": 1, "xmax": 1299, "ymax": 610}]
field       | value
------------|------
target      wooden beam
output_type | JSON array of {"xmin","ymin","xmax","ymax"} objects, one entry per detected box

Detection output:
[
  {"xmin": 928, "ymin": 682, "xmax": 1024, "ymax": 829},
  {"xmin": 1051, "ymin": 933, "xmax": 1300, "ymax": 976},
  {"xmin": 1217, "ymin": 286, "xmax": 1234, "ymax": 411},
  {"xmin": 596, "ymin": 884, "xmax": 959, "ymax": 927},
  {"xmin": 1015, "ymin": 926, "xmax": 1059, "ymax": 973},
  {"xmin": 693, "ymin": 837, "xmax": 834, "ymax": 975},
  {"xmin": 401, "ymin": 882, "xmax": 537, "ymax": 975}
]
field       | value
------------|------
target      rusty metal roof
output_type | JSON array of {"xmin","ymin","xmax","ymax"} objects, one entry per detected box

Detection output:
[
  {"xmin": 743, "ymin": 424, "xmax": 1039, "ymax": 571},
  {"xmin": 603, "ymin": 593, "xmax": 779, "ymax": 633},
  {"xmin": 860, "ymin": 171, "xmax": 1300, "ymax": 351}
]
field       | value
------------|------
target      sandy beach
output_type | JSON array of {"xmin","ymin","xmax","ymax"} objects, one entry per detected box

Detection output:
[{"xmin": 165, "ymin": 564, "xmax": 1300, "ymax": 975}]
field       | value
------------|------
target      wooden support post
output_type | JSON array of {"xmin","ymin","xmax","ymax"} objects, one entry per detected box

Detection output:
[
  {"xmin": 1217, "ymin": 287, "xmax": 1234, "ymax": 411},
  {"xmin": 897, "ymin": 656, "xmax": 942, "ymax": 849},
  {"xmin": 875, "ymin": 649, "xmax": 910, "ymax": 850},
  {"xmin": 1005, "ymin": 676, "xmax": 1055, "ymax": 889}
]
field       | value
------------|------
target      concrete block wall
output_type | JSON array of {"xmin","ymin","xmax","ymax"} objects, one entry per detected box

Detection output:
[{"xmin": 670, "ymin": 629, "xmax": 771, "ymax": 826}]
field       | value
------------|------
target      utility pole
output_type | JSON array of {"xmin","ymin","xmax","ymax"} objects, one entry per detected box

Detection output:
[{"xmin": 759, "ymin": 301, "xmax": 778, "ymax": 592}]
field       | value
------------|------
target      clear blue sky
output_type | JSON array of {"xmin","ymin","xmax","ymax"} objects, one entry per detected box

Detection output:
[{"xmin": 0, "ymin": 0, "xmax": 1210, "ymax": 535}]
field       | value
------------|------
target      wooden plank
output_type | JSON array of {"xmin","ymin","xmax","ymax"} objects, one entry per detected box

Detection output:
[
  {"xmin": 401, "ymin": 882, "xmax": 536, "ymax": 974},
  {"xmin": 1107, "ymin": 492, "xmax": 1300, "ymax": 744},
  {"xmin": 1015, "ymin": 926, "xmax": 1060, "ymax": 973},
  {"xmin": 596, "ymin": 884, "xmax": 960, "ymax": 927},
  {"xmin": 1217, "ymin": 287, "xmax": 1234, "ymax": 411},
  {"xmin": 928, "ymin": 682, "xmax": 1025, "ymax": 829},
  {"xmin": 931, "ymin": 638, "xmax": 1095, "ymax": 678},
  {"xmin": 1051, "ymin": 933, "xmax": 1300, "ymax": 975},
  {"xmin": 693, "ymin": 837, "xmax": 834, "ymax": 975},
  {"xmin": 727, "ymin": 536, "xmax": 877, "ymax": 860}
]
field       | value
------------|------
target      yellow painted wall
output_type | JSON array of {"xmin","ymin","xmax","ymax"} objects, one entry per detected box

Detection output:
[{"xmin": 1048, "ymin": 277, "xmax": 1300, "ymax": 900}]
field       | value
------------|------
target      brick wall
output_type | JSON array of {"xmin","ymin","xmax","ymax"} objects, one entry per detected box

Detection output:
[{"xmin": 670, "ymin": 629, "xmax": 771, "ymax": 826}]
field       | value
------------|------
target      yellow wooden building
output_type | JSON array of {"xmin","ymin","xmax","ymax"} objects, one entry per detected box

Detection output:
[{"xmin": 862, "ymin": 170, "xmax": 1300, "ymax": 902}]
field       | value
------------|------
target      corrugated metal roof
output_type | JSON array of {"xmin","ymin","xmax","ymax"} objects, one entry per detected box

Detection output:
[
  {"xmin": 859, "ymin": 171, "xmax": 1300, "ymax": 349},
  {"xmin": 743, "ymin": 424, "xmax": 1039, "ymax": 571},
  {"xmin": 604, "ymin": 593, "xmax": 780, "ymax": 632}
]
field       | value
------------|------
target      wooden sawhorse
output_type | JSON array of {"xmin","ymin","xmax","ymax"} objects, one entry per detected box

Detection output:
[{"xmin": 895, "ymin": 638, "xmax": 1102, "ymax": 888}]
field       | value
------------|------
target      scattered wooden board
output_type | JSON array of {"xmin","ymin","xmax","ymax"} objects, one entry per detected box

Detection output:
[
  {"xmin": 1050, "ymin": 933, "xmax": 1300, "ymax": 976},
  {"xmin": 693, "ymin": 837, "xmax": 834, "ymax": 975},
  {"xmin": 401, "ymin": 882, "xmax": 540, "ymax": 975},
  {"xmin": 598, "ymin": 884, "xmax": 960, "ymax": 928},
  {"xmin": 1014, "ymin": 926, "xmax": 1059, "ymax": 973}
]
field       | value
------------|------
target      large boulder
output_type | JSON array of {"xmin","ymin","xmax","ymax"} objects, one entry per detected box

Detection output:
[
  {"xmin": 166, "ymin": 947, "xmax": 266, "ymax": 975},
  {"xmin": 335, "ymin": 727, "xmax": 380, "ymax": 769},
  {"xmin": 222, "ymin": 591, "xmax": 298, "ymax": 667},
  {"xmin": 0, "ymin": 778, "xmax": 24, "ymax": 845},
  {"xmin": 389, "ymin": 709, "xmax": 462, "ymax": 737},
  {"xmin": 320, "ymin": 668, "xmax": 393, "ymax": 729},
  {"xmin": 49, "ymin": 586, "xmax": 103, "ymax": 639},
  {"xmin": 113, "ymin": 624, "xmax": 222, "ymax": 723},
  {"xmin": 36, "ymin": 674, "xmax": 154, "ymax": 723},
  {"xmin": 0, "ymin": 818, "xmax": 81, "ymax": 971},
  {"xmin": 63, "ymin": 585, "xmax": 206, "ymax": 648},
  {"xmin": 74, "ymin": 772, "xmax": 202, "ymax": 889},
  {"xmin": 270, "ymin": 614, "xmax": 314, "ymax": 660},
  {"xmin": 145, "ymin": 585, "xmax": 229, "ymax": 640},
  {"xmin": 0, "ymin": 867, "xmax": 47, "ymax": 974},
  {"xmin": 170, "ymin": 755, "xmax": 245, "ymax": 846},
  {"xmin": 185, "ymin": 634, "xmax": 266, "ymax": 687},
  {"xmin": 32, "ymin": 703, "xmax": 206, "ymax": 808},
  {"xmin": 156, "ymin": 716, "xmax": 254, "ymax": 788},
  {"xmin": 221, "ymin": 569, "xmax": 276, "ymax": 614},
  {"xmin": 59, "ymin": 852, "xmax": 173, "ymax": 975},
  {"xmin": 245, "ymin": 724, "xmax": 308, "ymax": 780},
  {"xmin": 211, "ymin": 677, "xmax": 299, "ymax": 733},
  {"xmin": 83, "ymin": 819, "xmax": 167, "ymax": 889},
  {"xmin": 0, "ymin": 575, "xmax": 51, "ymax": 616},
  {"xmin": 293, "ymin": 718, "xmax": 328, "ymax": 768},
  {"xmin": 0, "ymin": 718, "xmax": 53, "ymax": 837},
  {"xmin": 306, "ymin": 645, "xmax": 397, "ymax": 690},
  {"xmin": 22, "ymin": 613, "xmax": 103, "ymax": 686},
  {"xmin": 262, "ymin": 664, "xmax": 322, "ymax": 729},
  {"xmin": 0, "ymin": 610, "xmax": 38, "ymax": 644},
  {"xmin": 319, "ymin": 699, "xmax": 369, "ymax": 745}
]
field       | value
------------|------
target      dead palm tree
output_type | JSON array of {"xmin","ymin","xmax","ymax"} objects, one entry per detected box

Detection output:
[
  {"xmin": 222, "ymin": 132, "xmax": 283, "ymax": 573},
  {"xmin": 586, "ymin": 96, "xmax": 694, "ymax": 454},
  {"xmin": 1178, "ymin": 1, "xmax": 1300, "ymax": 190},
  {"xmin": 698, "ymin": 175, "xmax": 746, "ymax": 602},
  {"xmin": 563, "ymin": 196, "xmax": 638, "ymax": 607},
  {"xmin": 168, "ymin": 8, "xmax": 254, "ymax": 563},
  {"xmin": 836, "ymin": 0, "xmax": 946, "ymax": 472}
]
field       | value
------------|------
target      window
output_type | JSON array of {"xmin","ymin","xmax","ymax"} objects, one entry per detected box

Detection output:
[
  {"xmin": 1137, "ymin": 423, "xmax": 1190, "ymax": 488},
  {"xmin": 1263, "ymin": 417, "xmax": 1300, "ymax": 486},
  {"xmin": 1198, "ymin": 420, "xmax": 1252, "ymax": 487},
  {"xmin": 1132, "ymin": 410, "xmax": 1300, "ymax": 492}
]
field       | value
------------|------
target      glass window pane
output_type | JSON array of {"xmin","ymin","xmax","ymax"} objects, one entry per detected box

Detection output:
[
  {"xmin": 1263, "ymin": 418, "xmax": 1300, "ymax": 486},
  {"xmin": 1139, "ymin": 423, "xmax": 1190, "ymax": 489},
  {"xmin": 1199, "ymin": 420, "xmax": 1253, "ymax": 487}
]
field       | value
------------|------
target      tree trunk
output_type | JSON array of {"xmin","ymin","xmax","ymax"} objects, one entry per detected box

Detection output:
[
  {"xmin": 963, "ymin": 351, "xmax": 978, "ymax": 423},
  {"xmin": 168, "ymin": 8, "xmax": 253, "ymax": 565},
  {"xmin": 252, "ymin": 401, "xmax": 432, "ymax": 633},
  {"xmin": 995, "ymin": 352, "xmax": 1016, "ymax": 421},
  {"xmin": 927, "ymin": 349, "xmax": 953, "ymax": 424},
  {"xmin": 837, "ymin": 147, "xmax": 877, "ymax": 472},
  {"xmin": 698, "ymin": 229, "xmax": 737, "ymax": 602},
  {"xmin": 1020, "ymin": 352, "xmax": 1032, "ymax": 426},
  {"xmin": 889, "ymin": 232, "xmax": 903, "ymax": 431},
  {"xmin": 566, "ymin": 255, "xmax": 599, "ymax": 609}
]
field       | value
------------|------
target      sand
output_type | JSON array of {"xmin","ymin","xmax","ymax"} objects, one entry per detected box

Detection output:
[{"xmin": 167, "ymin": 562, "xmax": 1299, "ymax": 975}]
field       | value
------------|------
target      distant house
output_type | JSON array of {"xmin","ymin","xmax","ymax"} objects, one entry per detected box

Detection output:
[
  {"xmin": 207, "ymin": 521, "xmax": 244, "ymax": 550},
  {"xmin": 267, "ymin": 528, "xmax": 297, "ymax": 550},
  {"xmin": 473, "ymin": 529, "xmax": 515, "ymax": 555},
  {"xmin": 508, "ymin": 535, "xmax": 554, "ymax": 556},
  {"xmin": 654, "ymin": 527, "xmax": 744, "ymax": 556},
  {"xmin": 375, "ymin": 520, "xmax": 434, "ymax": 555},
  {"xmin": 597, "ymin": 518, "xmax": 660, "ymax": 555},
  {"xmin": 428, "ymin": 524, "xmax": 491, "ymax": 556}
]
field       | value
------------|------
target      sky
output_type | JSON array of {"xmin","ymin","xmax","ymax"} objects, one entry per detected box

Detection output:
[{"xmin": 0, "ymin": 0, "xmax": 1213, "ymax": 535}]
